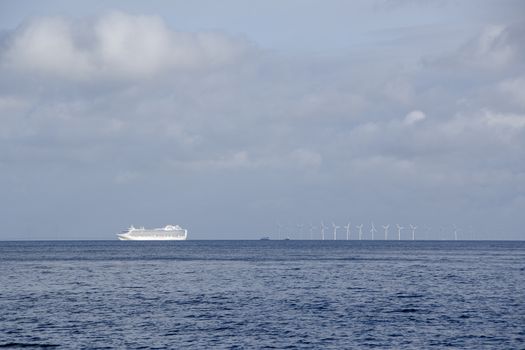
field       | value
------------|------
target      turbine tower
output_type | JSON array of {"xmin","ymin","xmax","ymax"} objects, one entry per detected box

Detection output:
[
  {"xmin": 320, "ymin": 221, "xmax": 326, "ymax": 240},
  {"xmin": 468, "ymin": 225, "xmax": 474, "ymax": 240},
  {"xmin": 439, "ymin": 226, "xmax": 445, "ymax": 240},
  {"xmin": 370, "ymin": 221, "xmax": 378, "ymax": 240},
  {"xmin": 453, "ymin": 224, "xmax": 458, "ymax": 241},
  {"xmin": 277, "ymin": 222, "xmax": 283, "ymax": 240},
  {"xmin": 409, "ymin": 224, "xmax": 417, "ymax": 240},
  {"xmin": 297, "ymin": 223, "xmax": 304, "ymax": 240},
  {"xmin": 332, "ymin": 222, "xmax": 340, "ymax": 240},
  {"xmin": 424, "ymin": 225, "xmax": 432, "ymax": 240},
  {"xmin": 309, "ymin": 223, "xmax": 315, "ymax": 240},
  {"xmin": 344, "ymin": 222, "xmax": 351, "ymax": 240},
  {"xmin": 356, "ymin": 224, "xmax": 364, "ymax": 240},
  {"xmin": 396, "ymin": 224, "xmax": 404, "ymax": 240},
  {"xmin": 382, "ymin": 224, "xmax": 390, "ymax": 240}
]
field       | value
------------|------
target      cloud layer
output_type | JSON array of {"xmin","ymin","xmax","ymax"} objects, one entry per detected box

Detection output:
[
  {"xmin": 0, "ymin": 11, "xmax": 524, "ymax": 239},
  {"xmin": 3, "ymin": 12, "xmax": 250, "ymax": 80}
]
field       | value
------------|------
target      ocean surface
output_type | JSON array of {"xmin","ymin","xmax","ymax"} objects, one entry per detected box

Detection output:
[{"xmin": 0, "ymin": 240, "xmax": 523, "ymax": 349}]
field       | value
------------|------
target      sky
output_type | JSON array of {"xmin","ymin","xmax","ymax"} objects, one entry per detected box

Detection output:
[{"xmin": 0, "ymin": 0, "xmax": 524, "ymax": 240}]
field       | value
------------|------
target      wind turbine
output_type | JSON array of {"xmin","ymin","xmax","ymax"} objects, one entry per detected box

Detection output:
[
  {"xmin": 453, "ymin": 224, "xmax": 458, "ymax": 241},
  {"xmin": 344, "ymin": 222, "xmax": 351, "ymax": 240},
  {"xmin": 439, "ymin": 226, "xmax": 445, "ymax": 240},
  {"xmin": 424, "ymin": 225, "xmax": 432, "ymax": 240},
  {"xmin": 309, "ymin": 223, "xmax": 315, "ymax": 240},
  {"xmin": 370, "ymin": 221, "xmax": 378, "ymax": 240},
  {"xmin": 409, "ymin": 224, "xmax": 417, "ymax": 240},
  {"xmin": 332, "ymin": 222, "xmax": 340, "ymax": 240},
  {"xmin": 320, "ymin": 221, "xmax": 326, "ymax": 240},
  {"xmin": 468, "ymin": 225, "xmax": 474, "ymax": 240},
  {"xmin": 277, "ymin": 222, "xmax": 283, "ymax": 240},
  {"xmin": 396, "ymin": 224, "xmax": 404, "ymax": 240},
  {"xmin": 356, "ymin": 224, "xmax": 364, "ymax": 240},
  {"xmin": 382, "ymin": 224, "xmax": 390, "ymax": 240},
  {"xmin": 297, "ymin": 223, "xmax": 304, "ymax": 240}
]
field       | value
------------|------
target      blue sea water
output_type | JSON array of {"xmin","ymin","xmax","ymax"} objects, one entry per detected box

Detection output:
[{"xmin": 0, "ymin": 240, "xmax": 523, "ymax": 349}]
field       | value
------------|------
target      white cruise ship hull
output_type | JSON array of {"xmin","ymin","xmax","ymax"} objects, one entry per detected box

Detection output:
[
  {"xmin": 117, "ymin": 234, "xmax": 187, "ymax": 241},
  {"xmin": 117, "ymin": 225, "xmax": 188, "ymax": 241}
]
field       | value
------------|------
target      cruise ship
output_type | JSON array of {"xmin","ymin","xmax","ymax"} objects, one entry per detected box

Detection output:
[{"xmin": 117, "ymin": 225, "xmax": 188, "ymax": 241}]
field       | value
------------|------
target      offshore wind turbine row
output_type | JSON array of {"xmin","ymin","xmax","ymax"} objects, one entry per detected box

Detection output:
[{"xmin": 273, "ymin": 222, "xmax": 464, "ymax": 240}]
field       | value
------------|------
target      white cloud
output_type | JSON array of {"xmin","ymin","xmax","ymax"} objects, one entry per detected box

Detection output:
[
  {"xmin": 114, "ymin": 171, "xmax": 141, "ymax": 184},
  {"xmin": 2, "ymin": 12, "xmax": 251, "ymax": 80},
  {"xmin": 290, "ymin": 90, "xmax": 366, "ymax": 120},
  {"xmin": 290, "ymin": 148, "xmax": 322, "ymax": 168},
  {"xmin": 168, "ymin": 150, "xmax": 253, "ymax": 171},
  {"xmin": 0, "ymin": 95, "xmax": 30, "ymax": 112},
  {"xmin": 403, "ymin": 110, "xmax": 426, "ymax": 125},
  {"xmin": 483, "ymin": 110, "xmax": 525, "ymax": 129},
  {"xmin": 475, "ymin": 25, "xmax": 513, "ymax": 66},
  {"xmin": 437, "ymin": 110, "xmax": 525, "ymax": 138},
  {"xmin": 94, "ymin": 12, "xmax": 175, "ymax": 76},
  {"xmin": 384, "ymin": 78, "xmax": 414, "ymax": 105},
  {"xmin": 456, "ymin": 24, "xmax": 521, "ymax": 69},
  {"xmin": 498, "ymin": 76, "xmax": 525, "ymax": 108},
  {"xmin": 3, "ymin": 17, "xmax": 92, "ymax": 79}
]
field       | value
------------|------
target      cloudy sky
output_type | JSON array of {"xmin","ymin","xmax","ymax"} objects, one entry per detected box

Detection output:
[{"xmin": 0, "ymin": 0, "xmax": 524, "ymax": 239}]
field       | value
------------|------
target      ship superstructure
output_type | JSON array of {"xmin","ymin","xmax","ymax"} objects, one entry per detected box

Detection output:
[{"xmin": 117, "ymin": 225, "xmax": 188, "ymax": 241}]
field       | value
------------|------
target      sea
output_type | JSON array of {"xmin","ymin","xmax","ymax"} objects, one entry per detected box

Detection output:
[{"xmin": 0, "ymin": 240, "xmax": 523, "ymax": 349}]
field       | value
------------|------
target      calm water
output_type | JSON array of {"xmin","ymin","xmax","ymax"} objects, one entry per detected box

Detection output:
[{"xmin": 0, "ymin": 240, "xmax": 523, "ymax": 349}]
